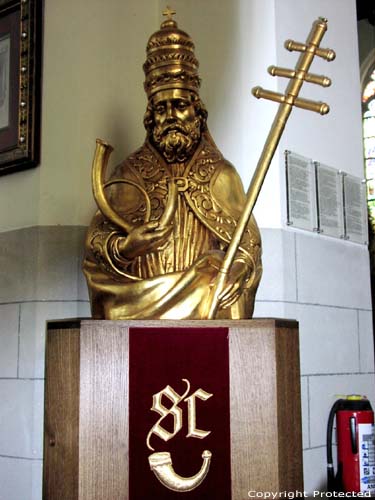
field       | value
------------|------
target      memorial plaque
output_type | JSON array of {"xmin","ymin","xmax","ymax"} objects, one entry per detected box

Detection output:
[
  {"xmin": 343, "ymin": 174, "xmax": 368, "ymax": 244},
  {"xmin": 315, "ymin": 162, "xmax": 344, "ymax": 238},
  {"xmin": 285, "ymin": 151, "xmax": 317, "ymax": 231}
]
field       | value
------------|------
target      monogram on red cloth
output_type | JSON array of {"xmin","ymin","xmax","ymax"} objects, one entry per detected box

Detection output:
[{"xmin": 129, "ymin": 327, "xmax": 231, "ymax": 499}]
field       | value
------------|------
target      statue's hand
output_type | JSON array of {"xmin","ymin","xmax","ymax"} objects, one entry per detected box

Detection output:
[
  {"xmin": 218, "ymin": 260, "xmax": 251, "ymax": 310},
  {"xmin": 196, "ymin": 251, "xmax": 251, "ymax": 309},
  {"xmin": 117, "ymin": 221, "xmax": 172, "ymax": 259}
]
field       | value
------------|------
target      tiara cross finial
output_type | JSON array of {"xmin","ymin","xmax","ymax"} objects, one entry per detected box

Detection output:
[{"xmin": 163, "ymin": 6, "xmax": 176, "ymax": 21}]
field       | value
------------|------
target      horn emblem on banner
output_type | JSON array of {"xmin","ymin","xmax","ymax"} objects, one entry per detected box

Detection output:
[
  {"xmin": 146, "ymin": 378, "xmax": 213, "ymax": 492},
  {"xmin": 148, "ymin": 450, "xmax": 212, "ymax": 492}
]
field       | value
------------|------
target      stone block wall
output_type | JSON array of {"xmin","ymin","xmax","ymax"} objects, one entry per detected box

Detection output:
[
  {"xmin": 254, "ymin": 229, "xmax": 375, "ymax": 491},
  {"xmin": 0, "ymin": 227, "xmax": 89, "ymax": 500}
]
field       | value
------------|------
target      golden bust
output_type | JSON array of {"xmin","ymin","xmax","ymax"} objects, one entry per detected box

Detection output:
[{"xmin": 83, "ymin": 13, "xmax": 262, "ymax": 320}]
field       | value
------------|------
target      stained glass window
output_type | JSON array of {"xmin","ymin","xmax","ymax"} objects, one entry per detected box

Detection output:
[{"xmin": 363, "ymin": 68, "xmax": 375, "ymax": 219}]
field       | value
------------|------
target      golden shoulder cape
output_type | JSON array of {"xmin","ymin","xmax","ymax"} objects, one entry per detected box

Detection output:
[{"xmin": 83, "ymin": 133, "xmax": 262, "ymax": 319}]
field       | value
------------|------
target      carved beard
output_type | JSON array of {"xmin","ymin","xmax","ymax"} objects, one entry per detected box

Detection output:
[{"xmin": 152, "ymin": 117, "xmax": 201, "ymax": 163}]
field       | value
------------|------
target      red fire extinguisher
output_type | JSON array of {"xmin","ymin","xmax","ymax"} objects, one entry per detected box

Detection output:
[{"xmin": 327, "ymin": 395, "xmax": 375, "ymax": 494}]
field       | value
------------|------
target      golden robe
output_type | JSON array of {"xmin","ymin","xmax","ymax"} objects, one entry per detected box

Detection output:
[{"xmin": 83, "ymin": 134, "xmax": 262, "ymax": 319}]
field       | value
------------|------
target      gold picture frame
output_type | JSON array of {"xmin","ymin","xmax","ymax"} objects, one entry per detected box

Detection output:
[{"xmin": 0, "ymin": 0, "xmax": 42, "ymax": 175}]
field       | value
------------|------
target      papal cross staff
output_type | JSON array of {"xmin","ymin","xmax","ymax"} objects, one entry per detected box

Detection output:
[{"xmin": 205, "ymin": 17, "xmax": 336, "ymax": 319}]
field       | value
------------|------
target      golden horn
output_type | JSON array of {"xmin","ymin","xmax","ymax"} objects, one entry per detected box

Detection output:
[
  {"xmin": 159, "ymin": 180, "xmax": 178, "ymax": 228},
  {"xmin": 148, "ymin": 450, "xmax": 212, "ymax": 492},
  {"xmin": 92, "ymin": 139, "xmax": 134, "ymax": 234},
  {"xmin": 92, "ymin": 139, "xmax": 177, "ymax": 232}
]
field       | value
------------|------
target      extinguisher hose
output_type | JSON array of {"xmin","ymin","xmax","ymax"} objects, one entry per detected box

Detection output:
[{"xmin": 326, "ymin": 399, "xmax": 344, "ymax": 492}]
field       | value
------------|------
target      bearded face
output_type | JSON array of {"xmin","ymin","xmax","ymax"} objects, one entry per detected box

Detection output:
[
  {"xmin": 152, "ymin": 115, "xmax": 201, "ymax": 163},
  {"xmin": 148, "ymin": 89, "xmax": 202, "ymax": 163}
]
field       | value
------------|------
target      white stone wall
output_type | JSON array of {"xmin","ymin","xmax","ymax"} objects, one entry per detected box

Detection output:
[
  {"xmin": 255, "ymin": 229, "xmax": 375, "ymax": 492},
  {"xmin": 0, "ymin": 227, "xmax": 90, "ymax": 499}
]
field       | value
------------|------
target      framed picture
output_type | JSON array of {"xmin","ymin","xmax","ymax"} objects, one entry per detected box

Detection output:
[{"xmin": 0, "ymin": 0, "xmax": 42, "ymax": 175}]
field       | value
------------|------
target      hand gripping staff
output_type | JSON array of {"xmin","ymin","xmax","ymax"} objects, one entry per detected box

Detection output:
[{"xmin": 205, "ymin": 17, "xmax": 336, "ymax": 319}]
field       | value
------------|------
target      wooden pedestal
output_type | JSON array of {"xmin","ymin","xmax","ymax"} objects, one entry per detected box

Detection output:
[{"xmin": 43, "ymin": 319, "xmax": 303, "ymax": 499}]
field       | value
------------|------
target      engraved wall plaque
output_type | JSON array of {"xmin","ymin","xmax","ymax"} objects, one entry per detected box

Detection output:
[
  {"xmin": 285, "ymin": 151, "xmax": 317, "ymax": 232},
  {"xmin": 315, "ymin": 162, "xmax": 344, "ymax": 238},
  {"xmin": 343, "ymin": 174, "xmax": 368, "ymax": 244}
]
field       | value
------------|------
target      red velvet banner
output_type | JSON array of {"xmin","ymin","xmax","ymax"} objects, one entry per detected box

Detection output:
[{"xmin": 129, "ymin": 327, "xmax": 231, "ymax": 499}]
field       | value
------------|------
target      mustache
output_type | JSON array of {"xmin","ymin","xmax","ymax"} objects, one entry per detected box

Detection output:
[
  {"xmin": 159, "ymin": 123, "xmax": 189, "ymax": 136},
  {"xmin": 153, "ymin": 129, "xmax": 198, "ymax": 163},
  {"xmin": 154, "ymin": 117, "xmax": 201, "ymax": 140}
]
